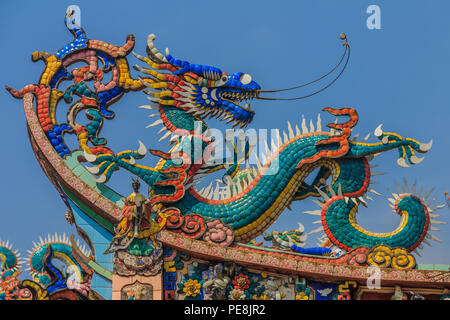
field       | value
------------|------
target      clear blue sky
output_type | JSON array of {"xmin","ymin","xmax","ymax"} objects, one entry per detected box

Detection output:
[{"xmin": 1, "ymin": 0, "xmax": 449, "ymax": 272}]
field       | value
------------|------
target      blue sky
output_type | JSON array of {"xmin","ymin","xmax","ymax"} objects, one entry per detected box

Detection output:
[{"xmin": 1, "ymin": 0, "xmax": 449, "ymax": 272}]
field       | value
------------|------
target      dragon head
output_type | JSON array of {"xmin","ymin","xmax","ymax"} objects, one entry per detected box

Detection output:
[
  {"xmin": 134, "ymin": 33, "xmax": 349, "ymax": 132},
  {"xmin": 133, "ymin": 34, "xmax": 260, "ymax": 130}
]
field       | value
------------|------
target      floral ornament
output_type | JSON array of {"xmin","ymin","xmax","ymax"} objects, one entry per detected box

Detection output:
[
  {"xmin": 229, "ymin": 288, "xmax": 246, "ymax": 300},
  {"xmin": 203, "ymin": 219, "xmax": 234, "ymax": 246},
  {"xmin": 296, "ymin": 291, "xmax": 309, "ymax": 300},
  {"xmin": 183, "ymin": 279, "xmax": 202, "ymax": 297},
  {"xmin": 232, "ymin": 273, "xmax": 250, "ymax": 290}
]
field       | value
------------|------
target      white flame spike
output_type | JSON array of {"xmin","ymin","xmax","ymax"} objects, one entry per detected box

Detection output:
[
  {"xmin": 426, "ymin": 198, "xmax": 436, "ymax": 207},
  {"xmin": 264, "ymin": 140, "xmax": 271, "ymax": 158},
  {"xmin": 353, "ymin": 132, "xmax": 359, "ymax": 141},
  {"xmin": 271, "ymin": 138, "xmax": 278, "ymax": 155},
  {"xmin": 275, "ymin": 130, "xmax": 282, "ymax": 146},
  {"xmin": 309, "ymin": 119, "xmax": 315, "ymax": 133},
  {"xmin": 363, "ymin": 133, "xmax": 371, "ymax": 142},
  {"xmin": 316, "ymin": 114, "xmax": 322, "ymax": 132},
  {"xmin": 402, "ymin": 178, "xmax": 409, "ymax": 193},
  {"xmin": 431, "ymin": 204, "xmax": 446, "ymax": 211},
  {"xmin": 365, "ymin": 195, "xmax": 374, "ymax": 201},
  {"xmin": 312, "ymin": 199, "xmax": 324, "ymax": 208},
  {"xmin": 371, "ymin": 171, "xmax": 387, "ymax": 176},
  {"xmin": 206, "ymin": 185, "xmax": 215, "ymax": 199},
  {"xmin": 301, "ymin": 115, "xmax": 308, "ymax": 134},
  {"xmin": 146, "ymin": 96, "xmax": 160, "ymax": 103},
  {"xmin": 287, "ymin": 121, "xmax": 294, "ymax": 139},
  {"xmin": 358, "ymin": 197, "xmax": 368, "ymax": 206},
  {"xmin": 345, "ymin": 197, "xmax": 349, "ymax": 204},
  {"xmin": 203, "ymin": 182, "xmax": 213, "ymax": 197},
  {"xmin": 138, "ymin": 104, "xmax": 158, "ymax": 110},
  {"xmin": 337, "ymin": 183, "xmax": 343, "ymax": 197},
  {"xmin": 146, "ymin": 119, "xmax": 163, "ymax": 128},
  {"xmin": 411, "ymin": 179, "xmax": 417, "ymax": 194},
  {"xmin": 430, "ymin": 226, "xmax": 440, "ymax": 231},
  {"xmin": 315, "ymin": 186, "xmax": 330, "ymax": 201},
  {"xmin": 308, "ymin": 226, "xmax": 324, "ymax": 235},
  {"xmin": 416, "ymin": 186, "xmax": 424, "ymax": 198},
  {"xmin": 295, "ymin": 125, "xmax": 301, "ymax": 136},
  {"xmin": 327, "ymin": 185, "xmax": 336, "ymax": 198},
  {"xmin": 312, "ymin": 220, "xmax": 322, "ymax": 224},
  {"xmin": 197, "ymin": 187, "xmax": 206, "ymax": 196},
  {"xmin": 393, "ymin": 180, "xmax": 402, "ymax": 194},
  {"xmin": 255, "ymin": 155, "xmax": 262, "ymax": 170},
  {"xmin": 236, "ymin": 182, "xmax": 243, "ymax": 194},
  {"xmin": 423, "ymin": 188, "xmax": 434, "ymax": 201},
  {"xmin": 159, "ymin": 131, "xmax": 172, "ymax": 142},
  {"xmin": 157, "ymin": 126, "xmax": 166, "ymax": 134},
  {"xmin": 427, "ymin": 234, "xmax": 442, "ymax": 243},
  {"xmin": 369, "ymin": 188, "xmax": 382, "ymax": 196},
  {"xmin": 260, "ymin": 152, "xmax": 267, "ymax": 165},
  {"xmin": 303, "ymin": 210, "xmax": 322, "ymax": 216},
  {"xmin": 129, "ymin": 156, "xmax": 136, "ymax": 165},
  {"xmin": 213, "ymin": 182, "xmax": 221, "ymax": 200},
  {"xmin": 283, "ymin": 131, "xmax": 289, "ymax": 144},
  {"xmin": 430, "ymin": 219, "xmax": 446, "ymax": 225},
  {"xmin": 351, "ymin": 198, "xmax": 358, "ymax": 206},
  {"xmin": 422, "ymin": 239, "xmax": 432, "ymax": 247},
  {"xmin": 241, "ymin": 179, "xmax": 248, "ymax": 193}
]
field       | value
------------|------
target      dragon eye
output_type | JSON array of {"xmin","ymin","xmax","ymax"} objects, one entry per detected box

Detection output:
[
  {"xmin": 239, "ymin": 73, "xmax": 252, "ymax": 85},
  {"xmin": 221, "ymin": 75, "xmax": 228, "ymax": 82}
]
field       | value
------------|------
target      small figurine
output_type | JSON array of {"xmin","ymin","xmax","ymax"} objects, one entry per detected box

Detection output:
[{"xmin": 203, "ymin": 263, "xmax": 230, "ymax": 300}]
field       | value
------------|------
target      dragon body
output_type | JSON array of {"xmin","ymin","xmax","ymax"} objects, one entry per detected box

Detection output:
[{"xmin": 7, "ymin": 13, "xmax": 444, "ymax": 257}]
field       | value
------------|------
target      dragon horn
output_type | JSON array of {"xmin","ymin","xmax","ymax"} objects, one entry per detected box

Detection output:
[{"xmin": 146, "ymin": 34, "xmax": 168, "ymax": 64}]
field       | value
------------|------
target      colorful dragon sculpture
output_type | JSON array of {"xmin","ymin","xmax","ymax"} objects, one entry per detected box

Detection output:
[
  {"xmin": 0, "ymin": 235, "xmax": 98, "ymax": 300},
  {"xmin": 6, "ymin": 8, "xmax": 445, "ymax": 267}
]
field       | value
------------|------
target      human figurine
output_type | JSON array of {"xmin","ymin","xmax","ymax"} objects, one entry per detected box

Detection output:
[
  {"xmin": 104, "ymin": 178, "xmax": 150, "ymax": 254},
  {"xmin": 117, "ymin": 179, "xmax": 146, "ymax": 237},
  {"xmin": 203, "ymin": 263, "xmax": 230, "ymax": 300},
  {"xmin": 409, "ymin": 291, "xmax": 425, "ymax": 300},
  {"xmin": 391, "ymin": 285, "xmax": 408, "ymax": 300},
  {"xmin": 116, "ymin": 178, "xmax": 147, "ymax": 238}
]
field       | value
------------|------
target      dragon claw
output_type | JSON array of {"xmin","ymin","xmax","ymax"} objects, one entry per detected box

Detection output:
[
  {"xmin": 84, "ymin": 165, "xmax": 100, "ymax": 174},
  {"xmin": 410, "ymin": 155, "xmax": 425, "ymax": 164},
  {"xmin": 95, "ymin": 174, "xmax": 107, "ymax": 183},
  {"xmin": 83, "ymin": 150, "xmax": 97, "ymax": 162},
  {"xmin": 137, "ymin": 140, "xmax": 147, "ymax": 156},
  {"xmin": 374, "ymin": 124, "xmax": 383, "ymax": 137},
  {"xmin": 397, "ymin": 158, "xmax": 410, "ymax": 168},
  {"xmin": 419, "ymin": 139, "xmax": 433, "ymax": 152}
]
